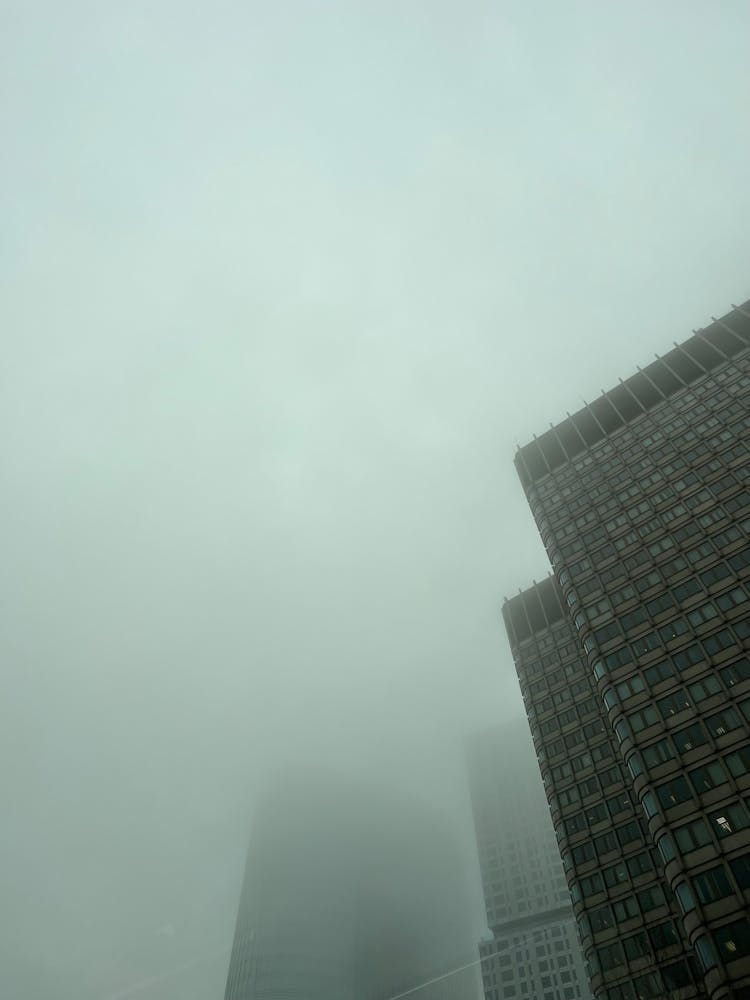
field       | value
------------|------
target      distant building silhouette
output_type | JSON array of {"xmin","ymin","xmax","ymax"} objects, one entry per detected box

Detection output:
[
  {"xmin": 504, "ymin": 298, "xmax": 750, "ymax": 999},
  {"xmin": 467, "ymin": 722, "xmax": 592, "ymax": 1000},
  {"xmin": 224, "ymin": 770, "xmax": 481, "ymax": 1000}
]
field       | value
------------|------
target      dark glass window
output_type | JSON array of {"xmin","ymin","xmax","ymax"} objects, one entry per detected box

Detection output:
[
  {"xmin": 597, "ymin": 941, "xmax": 624, "ymax": 971},
  {"xmin": 714, "ymin": 918, "xmax": 750, "ymax": 961},
  {"xmin": 657, "ymin": 690, "xmax": 692, "ymax": 719},
  {"xmin": 661, "ymin": 960, "xmax": 693, "ymax": 991},
  {"xmin": 603, "ymin": 861, "xmax": 628, "ymax": 889},
  {"xmin": 656, "ymin": 776, "xmax": 692, "ymax": 809},
  {"xmin": 672, "ymin": 643, "xmax": 705, "ymax": 672},
  {"xmin": 632, "ymin": 971, "xmax": 662, "ymax": 999},
  {"xmin": 720, "ymin": 657, "xmax": 750, "ymax": 688},
  {"xmin": 706, "ymin": 707, "xmax": 743, "ymax": 737},
  {"xmin": 688, "ymin": 675, "xmax": 723, "ymax": 702},
  {"xmin": 616, "ymin": 821, "xmax": 642, "ymax": 847},
  {"xmin": 703, "ymin": 628, "xmax": 735, "ymax": 656},
  {"xmin": 612, "ymin": 895, "xmax": 639, "ymax": 922},
  {"xmin": 572, "ymin": 842, "xmax": 595, "ymax": 865},
  {"xmin": 693, "ymin": 865, "xmax": 733, "ymax": 904},
  {"xmin": 626, "ymin": 851, "xmax": 654, "ymax": 878},
  {"xmin": 689, "ymin": 761, "xmax": 728, "ymax": 794},
  {"xmin": 594, "ymin": 831, "xmax": 618, "ymax": 856},
  {"xmin": 644, "ymin": 658, "xmax": 675, "ymax": 686},
  {"xmin": 623, "ymin": 931, "xmax": 650, "ymax": 961},
  {"xmin": 637, "ymin": 885, "xmax": 665, "ymax": 912},
  {"xmin": 672, "ymin": 721, "xmax": 708, "ymax": 754},
  {"xmin": 589, "ymin": 904, "xmax": 614, "ymax": 933},
  {"xmin": 649, "ymin": 920, "xmax": 679, "ymax": 951},
  {"xmin": 642, "ymin": 737, "xmax": 675, "ymax": 767},
  {"xmin": 729, "ymin": 853, "xmax": 750, "ymax": 891},
  {"xmin": 674, "ymin": 817, "xmax": 712, "ymax": 853},
  {"xmin": 725, "ymin": 745, "xmax": 750, "ymax": 778},
  {"xmin": 708, "ymin": 802, "xmax": 750, "ymax": 839},
  {"xmin": 629, "ymin": 705, "xmax": 659, "ymax": 733}
]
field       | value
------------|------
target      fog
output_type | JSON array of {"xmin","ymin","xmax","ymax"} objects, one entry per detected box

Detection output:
[{"xmin": 2, "ymin": 2, "xmax": 750, "ymax": 998}]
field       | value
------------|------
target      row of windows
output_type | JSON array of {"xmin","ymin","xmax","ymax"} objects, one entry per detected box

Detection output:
[
  {"xmin": 599, "ymin": 614, "xmax": 750, "ymax": 675},
  {"xmin": 672, "ymin": 796, "xmax": 750, "ymax": 852},
  {"xmin": 570, "ymin": 820, "xmax": 647, "ymax": 867},
  {"xmin": 574, "ymin": 849, "xmax": 657, "ymax": 901},
  {"xmin": 592, "ymin": 584, "xmax": 750, "ymax": 653},
  {"xmin": 555, "ymin": 767, "xmax": 627, "ymax": 813},
  {"xmin": 624, "ymin": 688, "xmax": 749, "ymax": 747},
  {"xmin": 535, "ymin": 695, "xmax": 600, "ymax": 735},
  {"xmin": 653, "ymin": 744, "xmax": 750, "ymax": 810},
  {"xmin": 633, "ymin": 692, "xmax": 750, "ymax": 772},
  {"xmin": 587, "ymin": 882, "xmax": 668, "ymax": 936},
  {"xmin": 599, "ymin": 918, "xmax": 680, "ymax": 973},
  {"xmin": 606, "ymin": 957, "xmax": 698, "ymax": 999},
  {"xmin": 564, "ymin": 793, "xmax": 634, "ymax": 836}
]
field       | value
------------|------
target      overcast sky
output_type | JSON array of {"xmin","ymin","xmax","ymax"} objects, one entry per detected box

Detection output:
[{"xmin": 2, "ymin": 2, "xmax": 750, "ymax": 998}]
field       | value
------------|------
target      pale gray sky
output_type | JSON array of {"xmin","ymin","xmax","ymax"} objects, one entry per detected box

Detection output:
[{"xmin": 2, "ymin": 2, "xmax": 750, "ymax": 998}]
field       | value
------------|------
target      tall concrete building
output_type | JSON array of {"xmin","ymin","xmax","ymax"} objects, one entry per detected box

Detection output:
[
  {"xmin": 467, "ymin": 722, "xmax": 593, "ymax": 1000},
  {"xmin": 224, "ymin": 771, "xmax": 480, "ymax": 1000},
  {"xmin": 503, "ymin": 299, "xmax": 750, "ymax": 1000}
]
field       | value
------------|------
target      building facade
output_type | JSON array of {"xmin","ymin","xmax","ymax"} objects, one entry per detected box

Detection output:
[
  {"xmin": 467, "ymin": 722, "xmax": 593, "ymax": 1000},
  {"xmin": 503, "ymin": 300, "xmax": 750, "ymax": 1000}
]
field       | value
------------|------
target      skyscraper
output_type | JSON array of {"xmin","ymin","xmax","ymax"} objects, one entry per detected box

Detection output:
[
  {"xmin": 467, "ymin": 721, "xmax": 593, "ymax": 1000},
  {"xmin": 224, "ymin": 771, "xmax": 480, "ymax": 1000},
  {"xmin": 503, "ymin": 299, "xmax": 750, "ymax": 1000}
]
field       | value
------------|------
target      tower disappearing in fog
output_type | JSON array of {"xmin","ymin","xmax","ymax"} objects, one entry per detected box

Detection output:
[{"xmin": 223, "ymin": 770, "xmax": 480, "ymax": 1000}]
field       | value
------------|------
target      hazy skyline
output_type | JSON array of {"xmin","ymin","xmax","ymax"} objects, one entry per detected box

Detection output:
[{"xmin": 3, "ymin": 2, "xmax": 750, "ymax": 998}]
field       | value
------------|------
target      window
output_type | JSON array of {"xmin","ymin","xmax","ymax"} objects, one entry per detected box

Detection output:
[
  {"xmin": 657, "ymin": 690, "xmax": 692, "ymax": 719},
  {"xmin": 693, "ymin": 865, "xmax": 733, "ymax": 904},
  {"xmin": 709, "ymin": 802, "xmax": 750, "ymax": 839},
  {"xmin": 594, "ymin": 831, "xmax": 618, "ymax": 856},
  {"xmin": 606, "ymin": 646, "xmax": 634, "ymax": 670},
  {"xmin": 688, "ymin": 674, "xmax": 723, "ymax": 702},
  {"xmin": 627, "ymin": 851, "xmax": 654, "ymax": 877},
  {"xmin": 579, "ymin": 872, "xmax": 604, "ymax": 897},
  {"xmin": 623, "ymin": 931, "xmax": 650, "ymax": 961},
  {"xmin": 720, "ymin": 657, "xmax": 750, "ymax": 688},
  {"xmin": 603, "ymin": 861, "xmax": 628, "ymax": 889},
  {"xmin": 644, "ymin": 659, "xmax": 675, "ymax": 686},
  {"xmin": 687, "ymin": 601, "xmax": 719, "ymax": 628},
  {"xmin": 597, "ymin": 941, "xmax": 624, "ymax": 971},
  {"xmin": 658, "ymin": 617, "xmax": 689, "ymax": 643},
  {"xmin": 646, "ymin": 592, "xmax": 676, "ymax": 617},
  {"xmin": 717, "ymin": 586, "xmax": 749, "ymax": 613},
  {"xmin": 730, "ymin": 853, "xmax": 750, "ymax": 891},
  {"xmin": 617, "ymin": 821, "xmax": 642, "ymax": 847},
  {"xmin": 632, "ymin": 971, "xmax": 661, "ymax": 999},
  {"xmin": 705, "ymin": 706, "xmax": 743, "ymax": 737},
  {"xmin": 616, "ymin": 675, "xmax": 646, "ymax": 699},
  {"xmin": 649, "ymin": 920, "xmax": 679, "ymax": 950},
  {"xmin": 642, "ymin": 737, "xmax": 675, "ymax": 767},
  {"xmin": 637, "ymin": 884, "xmax": 665, "ymax": 912},
  {"xmin": 675, "ymin": 881, "xmax": 697, "ymax": 913},
  {"xmin": 714, "ymin": 918, "xmax": 750, "ymax": 961},
  {"xmin": 673, "ymin": 642, "xmax": 705, "ymax": 672},
  {"xmin": 703, "ymin": 628, "xmax": 736, "ymax": 656},
  {"xmin": 630, "ymin": 631, "xmax": 660, "ymax": 657},
  {"xmin": 673, "ymin": 577, "xmax": 702, "ymax": 602},
  {"xmin": 689, "ymin": 761, "xmax": 728, "ymax": 794},
  {"xmin": 701, "ymin": 562, "xmax": 731, "ymax": 587},
  {"xmin": 725, "ymin": 745, "xmax": 750, "ymax": 778},
  {"xmin": 661, "ymin": 960, "xmax": 694, "ymax": 991},
  {"xmin": 629, "ymin": 705, "xmax": 659, "ymax": 733},
  {"xmin": 657, "ymin": 776, "xmax": 692, "ymax": 809},
  {"xmin": 572, "ymin": 842, "xmax": 594, "ymax": 865},
  {"xmin": 672, "ymin": 721, "xmax": 708, "ymax": 754},
  {"xmin": 589, "ymin": 904, "xmax": 614, "ymax": 933},
  {"xmin": 612, "ymin": 895, "xmax": 639, "ymax": 922},
  {"xmin": 607, "ymin": 792, "xmax": 631, "ymax": 817},
  {"xmin": 674, "ymin": 817, "xmax": 712, "ymax": 853}
]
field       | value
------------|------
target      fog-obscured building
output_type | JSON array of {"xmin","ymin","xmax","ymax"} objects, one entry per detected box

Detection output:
[
  {"xmin": 224, "ymin": 771, "xmax": 480, "ymax": 1000},
  {"xmin": 503, "ymin": 299, "xmax": 750, "ymax": 999},
  {"xmin": 467, "ymin": 722, "xmax": 592, "ymax": 1000}
]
